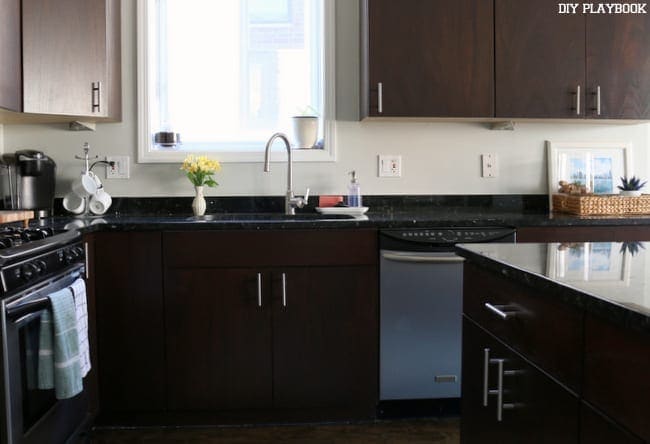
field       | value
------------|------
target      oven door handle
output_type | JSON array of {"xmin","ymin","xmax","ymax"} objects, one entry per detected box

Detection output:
[
  {"xmin": 381, "ymin": 252, "xmax": 466, "ymax": 264},
  {"xmin": 5, "ymin": 266, "xmax": 84, "ymax": 322}
]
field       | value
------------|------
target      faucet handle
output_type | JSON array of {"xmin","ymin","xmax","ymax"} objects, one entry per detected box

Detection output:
[{"xmin": 303, "ymin": 188, "xmax": 310, "ymax": 205}]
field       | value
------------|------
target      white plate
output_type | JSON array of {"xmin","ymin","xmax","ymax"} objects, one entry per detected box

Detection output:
[{"xmin": 315, "ymin": 206, "xmax": 369, "ymax": 216}]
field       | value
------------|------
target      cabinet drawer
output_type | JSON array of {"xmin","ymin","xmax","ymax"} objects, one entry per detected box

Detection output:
[
  {"xmin": 584, "ymin": 314, "xmax": 650, "ymax": 442},
  {"xmin": 463, "ymin": 262, "xmax": 583, "ymax": 391},
  {"xmin": 164, "ymin": 229, "xmax": 378, "ymax": 268}
]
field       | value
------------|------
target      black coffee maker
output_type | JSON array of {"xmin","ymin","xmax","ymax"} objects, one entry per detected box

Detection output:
[{"xmin": 0, "ymin": 150, "xmax": 57, "ymax": 218}]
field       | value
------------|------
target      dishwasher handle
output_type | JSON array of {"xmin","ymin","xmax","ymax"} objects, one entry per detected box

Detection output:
[{"xmin": 381, "ymin": 252, "xmax": 466, "ymax": 264}]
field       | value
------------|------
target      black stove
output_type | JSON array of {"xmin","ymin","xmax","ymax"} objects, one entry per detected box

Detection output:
[{"xmin": 0, "ymin": 226, "xmax": 83, "ymax": 295}]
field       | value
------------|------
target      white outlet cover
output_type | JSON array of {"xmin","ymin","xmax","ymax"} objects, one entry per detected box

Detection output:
[
  {"xmin": 481, "ymin": 153, "xmax": 498, "ymax": 178},
  {"xmin": 378, "ymin": 155, "xmax": 402, "ymax": 177},
  {"xmin": 106, "ymin": 156, "xmax": 130, "ymax": 179}
]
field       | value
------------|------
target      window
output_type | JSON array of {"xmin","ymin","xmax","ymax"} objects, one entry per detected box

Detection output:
[{"xmin": 137, "ymin": 0, "xmax": 336, "ymax": 163}]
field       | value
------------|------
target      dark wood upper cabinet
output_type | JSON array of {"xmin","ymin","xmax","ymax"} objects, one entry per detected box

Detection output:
[
  {"xmin": 21, "ymin": 0, "xmax": 121, "ymax": 120},
  {"xmin": 496, "ymin": 1, "xmax": 650, "ymax": 120},
  {"xmin": 0, "ymin": 0, "xmax": 22, "ymax": 112},
  {"xmin": 586, "ymin": 13, "xmax": 650, "ymax": 119},
  {"xmin": 495, "ymin": 0, "xmax": 585, "ymax": 118},
  {"xmin": 361, "ymin": 0, "xmax": 494, "ymax": 118}
]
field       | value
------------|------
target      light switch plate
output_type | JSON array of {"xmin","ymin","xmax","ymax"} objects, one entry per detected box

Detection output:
[
  {"xmin": 106, "ymin": 156, "xmax": 130, "ymax": 179},
  {"xmin": 378, "ymin": 155, "xmax": 402, "ymax": 177}
]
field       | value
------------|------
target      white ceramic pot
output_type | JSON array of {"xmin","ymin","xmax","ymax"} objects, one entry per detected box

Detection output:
[
  {"xmin": 291, "ymin": 116, "xmax": 318, "ymax": 149},
  {"xmin": 619, "ymin": 190, "xmax": 642, "ymax": 197},
  {"xmin": 192, "ymin": 186, "xmax": 207, "ymax": 216}
]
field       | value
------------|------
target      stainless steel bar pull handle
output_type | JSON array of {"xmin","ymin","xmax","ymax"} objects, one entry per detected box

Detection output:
[
  {"xmin": 281, "ymin": 272, "xmax": 287, "ymax": 307},
  {"xmin": 596, "ymin": 86, "xmax": 601, "ymax": 116},
  {"xmin": 484, "ymin": 303, "xmax": 514, "ymax": 320},
  {"xmin": 495, "ymin": 359, "xmax": 505, "ymax": 422},
  {"xmin": 575, "ymin": 85, "xmax": 581, "ymax": 115},
  {"xmin": 257, "ymin": 273, "xmax": 262, "ymax": 308},
  {"xmin": 92, "ymin": 82, "xmax": 101, "ymax": 112},
  {"xmin": 84, "ymin": 241, "xmax": 89, "ymax": 280},
  {"xmin": 483, "ymin": 348, "xmax": 490, "ymax": 406},
  {"xmin": 378, "ymin": 82, "xmax": 383, "ymax": 114}
]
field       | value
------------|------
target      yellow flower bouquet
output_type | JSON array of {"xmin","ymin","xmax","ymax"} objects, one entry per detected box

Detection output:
[{"xmin": 180, "ymin": 155, "xmax": 221, "ymax": 187}]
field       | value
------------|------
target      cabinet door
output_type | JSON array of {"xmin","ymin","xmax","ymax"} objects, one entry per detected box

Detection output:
[
  {"xmin": 94, "ymin": 232, "xmax": 165, "ymax": 419},
  {"xmin": 580, "ymin": 402, "xmax": 643, "ymax": 444},
  {"xmin": 365, "ymin": 0, "xmax": 494, "ymax": 117},
  {"xmin": 587, "ymin": 13, "xmax": 650, "ymax": 119},
  {"xmin": 22, "ymin": 0, "xmax": 117, "ymax": 118},
  {"xmin": 165, "ymin": 268, "xmax": 272, "ymax": 412},
  {"xmin": 272, "ymin": 266, "xmax": 378, "ymax": 417},
  {"xmin": 461, "ymin": 318, "xmax": 579, "ymax": 444},
  {"xmin": 0, "ymin": 0, "xmax": 21, "ymax": 112},
  {"xmin": 495, "ymin": 0, "xmax": 585, "ymax": 118}
]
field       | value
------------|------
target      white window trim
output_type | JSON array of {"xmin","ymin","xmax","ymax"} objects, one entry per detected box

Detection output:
[{"xmin": 136, "ymin": 0, "xmax": 337, "ymax": 164}]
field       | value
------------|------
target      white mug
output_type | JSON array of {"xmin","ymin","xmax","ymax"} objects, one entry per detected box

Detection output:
[
  {"xmin": 89, "ymin": 189, "xmax": 112, "ymax": 215},
  {"xmin": 62, "ymin": 192, "xmax": 85, "ymax": 214},
  {"xmin": 72, "ymin": 172, "xmax": 98, "ymax": 198}
]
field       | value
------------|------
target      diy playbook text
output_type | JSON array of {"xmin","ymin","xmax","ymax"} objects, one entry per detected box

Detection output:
[{"xmin": 558, "ymin": 3, "xmax": 648, "ymax": 13}]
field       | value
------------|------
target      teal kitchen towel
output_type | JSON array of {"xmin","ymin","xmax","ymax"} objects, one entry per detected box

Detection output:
[{"xmin": 37, "ymin": 287, "xmax": 82, "ymax": 399}]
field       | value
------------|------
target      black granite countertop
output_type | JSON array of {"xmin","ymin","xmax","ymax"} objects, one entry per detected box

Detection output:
[
  {"xmin": 42, "ymin": 194, "xmax": 650, "ymax": 231},
  {"xmin": 456, "ymin": 242, "xmax": 650, "ymax": 335}
]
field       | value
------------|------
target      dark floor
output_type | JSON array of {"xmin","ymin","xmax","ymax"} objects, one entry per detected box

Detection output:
[{"xmin": 87, "ymin": 418, "xmax": 460, "ymax": 444}]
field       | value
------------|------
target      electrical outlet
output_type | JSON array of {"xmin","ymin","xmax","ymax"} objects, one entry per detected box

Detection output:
[
  {"xmin": 106, "ymin": 156, "xmax": 130, "ymax": 179},
  {"xmin": 378, "ymin": 155, "xmax": 402, "ymax": 177},
  {"xmin": 481, "ymin": 153, "xmax": 498, "ymax": 178}
]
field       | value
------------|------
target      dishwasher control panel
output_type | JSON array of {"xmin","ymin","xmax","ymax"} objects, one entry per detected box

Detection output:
[{"xmin": 381, "ymin": 227, "xmax": 516, "ymax": 246}]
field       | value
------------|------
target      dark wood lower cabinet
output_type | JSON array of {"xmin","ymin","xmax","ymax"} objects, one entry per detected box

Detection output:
[
  {"xmin": 580, "ymin": 402, "xmax": 643, "ymax": 444},
  {"xmin": 94, "ymin": 232, "xmax": 165, "ymax": 421},
  {"xmin": 516, "ymin": 226, "xmax": 650, "ymax": 242},
  {"xmin": 272, "ymin": 267, "xmax": 378, "ymax": 415},
  {"xmin": 462, "ymin": 318, "xmax": 579, "ymax": 444},
  {"xmin": 164, "ymin": 268, "xmax": 273, "ymax": 412},
  {"xmin": 583, "ymin": 314, "xmax": 650, "ymax": 442}
]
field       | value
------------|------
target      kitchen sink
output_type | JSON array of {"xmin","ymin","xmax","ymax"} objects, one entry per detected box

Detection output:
[{"xmin": 186, "ymin": 213, "xmax": 356, "ymax": 221}]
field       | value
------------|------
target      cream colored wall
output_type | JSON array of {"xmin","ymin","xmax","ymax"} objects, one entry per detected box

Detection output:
[{"xmin": 2, "ymin": 1, "xmax": 649, "ymax": 198}]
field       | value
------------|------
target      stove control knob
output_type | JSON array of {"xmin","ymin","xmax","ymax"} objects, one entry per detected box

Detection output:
[
  {"xmin": 57, "ymin": 251, "xmax": 65, "ymax": 263},
  {"xmin": 73, "ymin": 247, "xmax": 84, "ymax": 257},
  {"xmin": 35, "ymin": 260, "xmax": 47, "ymax": 275},
  {"xmin": 21, "ymin": 263, "xmax": 38, "ymax": 281}
]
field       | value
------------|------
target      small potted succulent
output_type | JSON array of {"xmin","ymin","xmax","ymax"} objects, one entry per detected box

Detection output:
[{"xmin": 617, "ymin": 176, "xmax": 647, "ymax": 197}]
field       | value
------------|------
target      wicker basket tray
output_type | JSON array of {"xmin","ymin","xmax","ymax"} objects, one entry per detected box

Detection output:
[{"xmin": 552, "ymin": 193, "xmax": 650, "ymax": 215}]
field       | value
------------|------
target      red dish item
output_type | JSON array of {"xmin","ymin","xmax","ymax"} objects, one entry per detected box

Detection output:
[{"xmin": 318, "ymin": 195, "xmax": 344, "ymax": 207}]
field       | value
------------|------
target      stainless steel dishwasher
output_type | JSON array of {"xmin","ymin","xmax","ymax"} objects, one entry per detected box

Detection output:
[{"xmin": 379, "ymin": 227, "xmax": 516, "ymax": 417}]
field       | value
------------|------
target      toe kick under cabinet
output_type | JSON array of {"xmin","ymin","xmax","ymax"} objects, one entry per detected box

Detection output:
[{"xmin": 93, "ymin": 229, "xmax": 379, "ymax": 426}]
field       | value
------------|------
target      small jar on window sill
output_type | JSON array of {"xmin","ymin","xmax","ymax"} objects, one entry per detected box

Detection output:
[{"xmin": 154, "ymin": 131, "xmax": 181, "ymax": 149}]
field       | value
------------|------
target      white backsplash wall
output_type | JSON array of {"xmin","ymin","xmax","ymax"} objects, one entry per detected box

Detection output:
[{"xmin": 3, "ymin": 1, "xmax": 650, "ymax": 198}]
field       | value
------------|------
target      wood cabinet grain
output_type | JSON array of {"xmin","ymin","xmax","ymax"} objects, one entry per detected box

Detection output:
[
  {"xmin": 361, "ymin": 0, "xmax": 494, "ymax": 118},
  {"xmin": 0, "ymin": 0, "xmax": 21, "ymax": 112},
  {"xmin": 495, "ymin": 0, "xmax": 584, "ymax": 118},
  {"xmin": 587, "ymin": 13, "xmax": 650, "ymax": 119},
  {"xmin": 21, "ymin": 0, "xmax": 121, "ymax": 120},
  {"xmin": 161, "ymin": 229, "xmax": 379, "ymax": 422},
  {"xmin": 461, "ymin": 318, "xmax": 579, "ymax": 444},
  {"xmin": 94, "ymin": 232, "xmax": 165, "ymax": 420},
  {"xmin": 583, "ymin": 314, "xmax": 650, "ymax": 442}
]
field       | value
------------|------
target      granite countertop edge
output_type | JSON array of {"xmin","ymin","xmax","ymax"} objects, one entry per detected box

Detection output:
[
  {"xmin": 455, "ymin": 245, "xmax": 650, "ymax": 336},
  {"xmin": 41, "ymin": 210, "xmax": 650, "ymax": 233}
]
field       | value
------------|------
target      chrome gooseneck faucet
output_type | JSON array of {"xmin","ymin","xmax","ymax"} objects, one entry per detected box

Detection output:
[{"xmin": 263, "ymin": 133, "xmax": 309, "ymax": 215}]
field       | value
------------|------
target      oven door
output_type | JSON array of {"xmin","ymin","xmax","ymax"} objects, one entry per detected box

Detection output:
[{"xmin": 1, "ymin": 264, "xmax": 88, "ymax": 444}]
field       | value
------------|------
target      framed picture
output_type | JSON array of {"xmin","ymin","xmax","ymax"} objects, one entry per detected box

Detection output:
[{"xmin": 546, "ymin": 141, "xmax": 632, "ymax": 211}]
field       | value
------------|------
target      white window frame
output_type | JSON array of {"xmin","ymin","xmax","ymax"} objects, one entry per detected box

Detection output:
[{"xmin": 136, "ymin": 0, "xmax": 337, "ymax": 163}]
